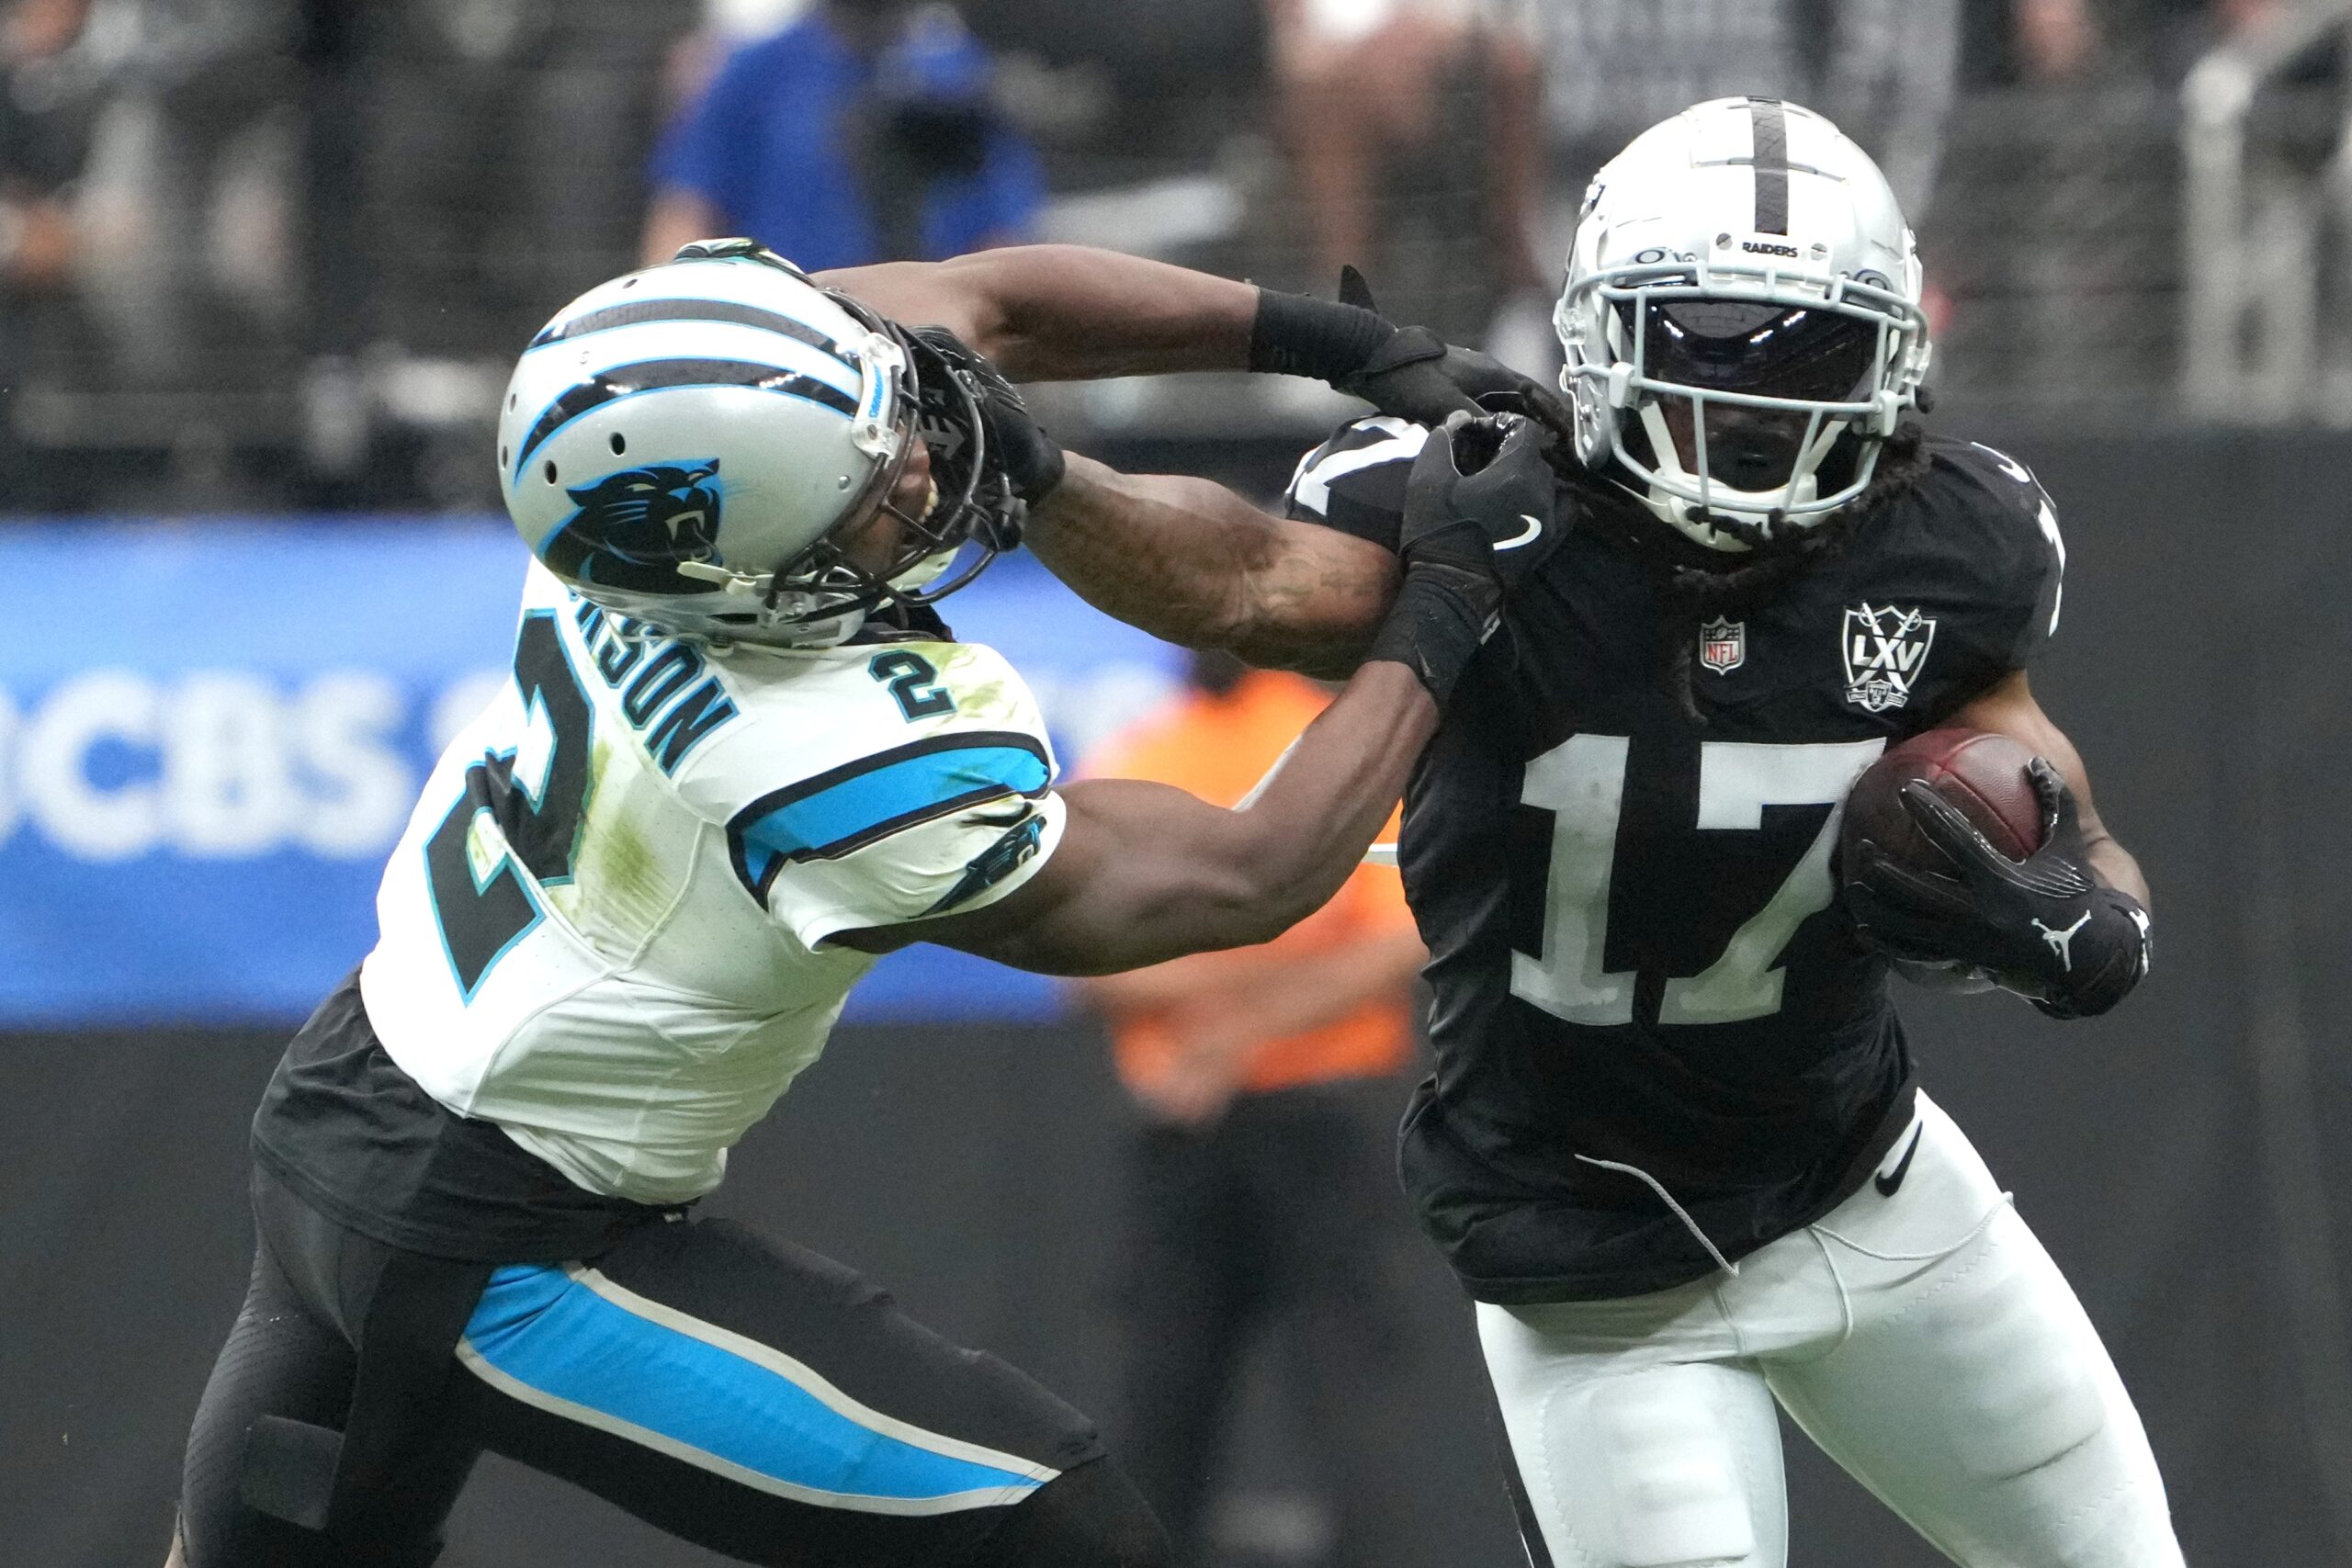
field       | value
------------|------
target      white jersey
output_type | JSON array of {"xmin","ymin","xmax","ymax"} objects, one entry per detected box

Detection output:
[{"xmin": 360, "ymin": 562, "xmax": 1064, "ymax": 1206}]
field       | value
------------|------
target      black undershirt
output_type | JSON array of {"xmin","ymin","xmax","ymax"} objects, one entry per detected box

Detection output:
[{"xmin": 252, "ymin": 973, "xmax": 677, "ymax": 1263}]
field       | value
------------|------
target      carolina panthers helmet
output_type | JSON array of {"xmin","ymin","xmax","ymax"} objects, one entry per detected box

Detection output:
[
  {"xmin": 1555, "ymin": 98, "xmax": 1931, "ymax": 550},
  {"xmin": 498, "ymin": 240, "xmax": 1020, "ymax": 647}
]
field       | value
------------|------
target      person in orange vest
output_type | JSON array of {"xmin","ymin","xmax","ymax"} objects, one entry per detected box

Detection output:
[{"xmin": 1079, "ymin": 649, "xmax": 1427, "ymax": 1568}]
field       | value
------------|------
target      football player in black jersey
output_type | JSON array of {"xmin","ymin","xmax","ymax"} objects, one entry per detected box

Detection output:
[{"xmin": 1002, "ymin": 99, "xmax": 2178, "ymax": 1566}]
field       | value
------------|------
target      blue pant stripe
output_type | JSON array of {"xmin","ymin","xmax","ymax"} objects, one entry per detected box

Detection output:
[{"xmin": 461, "ymin": 1264, "xmax": 1047, "ymax": 1506}]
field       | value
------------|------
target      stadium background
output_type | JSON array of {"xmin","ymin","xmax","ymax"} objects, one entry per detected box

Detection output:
[{"xmin": 1, "ymin": 1, "xmax": 2347, "ymax": 1563}]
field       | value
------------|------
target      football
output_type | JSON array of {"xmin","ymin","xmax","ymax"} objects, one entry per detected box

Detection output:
[
  {"xmin": 1841, "ymin": 728, "xmax": 2045, "ymax": 993},
  {"xmin": 1841, "ymin": 727, "xmax": 2045, "ymax": 870}
]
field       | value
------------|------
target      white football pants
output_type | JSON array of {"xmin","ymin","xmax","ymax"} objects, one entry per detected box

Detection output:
[{"xmin": 1479, "ymin": 1093, "xmax": 2183, "ymax": 1568}]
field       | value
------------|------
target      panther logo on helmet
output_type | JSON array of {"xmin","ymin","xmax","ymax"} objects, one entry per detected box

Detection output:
[
  {"xmin": 541, "ymin": 463, "xmax": 726, "ymax": 593},
  {"xmin": 503, "ymin": 249, "xmax": 1022, "ymax": 648}
]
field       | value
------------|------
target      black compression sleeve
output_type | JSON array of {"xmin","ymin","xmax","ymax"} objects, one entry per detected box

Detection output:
[{"xmin": 1248, "ymin": 288, "xmax": 1396, "ymax": 382}]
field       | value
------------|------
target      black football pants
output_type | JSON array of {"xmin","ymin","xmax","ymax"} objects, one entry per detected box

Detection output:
[{"xmin": 179, "ymin": 1168, "xmax": 1170, "ymax": 1568}]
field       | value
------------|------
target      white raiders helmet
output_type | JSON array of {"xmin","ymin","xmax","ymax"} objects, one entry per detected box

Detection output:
[
  {"xmin": 1555, "ymin": 97, "xmax": 1931, "ymax": 551},
  {"xmin": 498, "ymin": 241, "xmax": 1021, "ymax": 647}
]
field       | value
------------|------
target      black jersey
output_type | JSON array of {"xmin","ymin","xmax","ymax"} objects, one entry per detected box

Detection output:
[{"xmin": 1288, "ymin": 421, "xmax": 2065, "ymax": 1303}]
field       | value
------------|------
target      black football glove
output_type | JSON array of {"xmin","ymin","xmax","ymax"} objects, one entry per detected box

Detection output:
[
  {"xmin": 1844, "ymin": 758, "xmax": 2153, "ymax": 1019},
  {"xmin": 1366, "ymin": 411, "xmax": 1555, "ymax": 703},
  {"xmin": 1250, "ymin": 267, "xmax": 1576, "ymax": 443},
  {"xmin": 1333, "ymin": 266, "xmax": 1576, "ymax": 436},
  {"xmin": 1339, "ymin": 324, "xmax": 1578, "ymax": 442},
  {"xmin": 909, "ymin": 326, "xmax": 1066, "ymax": 507},
  {"xmin": 1399, "ymin": 407, "xmax": 1564, "ymax": 592}
]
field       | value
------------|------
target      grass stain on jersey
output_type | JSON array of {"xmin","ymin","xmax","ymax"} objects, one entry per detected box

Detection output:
[
  {"xmin": 560, "ymin": 738, "xmax": 681, "ymax": 938},
  {"xmin": 926, "ymin": 643, "xmax": 1025, "ymax": 728},
  {"xmin": 582, "ymin": 814, "xmax": 669, "ymax": 933}
]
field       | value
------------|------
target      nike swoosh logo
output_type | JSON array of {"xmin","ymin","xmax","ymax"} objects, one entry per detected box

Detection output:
[
  {"xmin": 1875, "ymin": 1123, "xmax": 1924, "ymax": 1197},
  {"xmin": 1492, "ymin": 514, "xmax": 1544, "ymax": 551}
]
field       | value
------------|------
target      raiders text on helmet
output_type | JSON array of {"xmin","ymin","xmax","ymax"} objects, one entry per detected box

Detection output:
[
  {"xmin": 1555, "ymin": 98, "xmax": 1932, "ymax": 550},
  {"xmin": 499, "ymin": 242, "xmax": 1020, "ymax": 648}
]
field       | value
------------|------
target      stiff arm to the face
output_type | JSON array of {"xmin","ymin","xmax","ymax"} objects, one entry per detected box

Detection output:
[
  {"xmin": 807, "ymin": 245, "xmax": 1551, "ymax": 679},
  {"xmin": 1010, "ymin": 410, "xmax": 1569, "ymax": 681},
  {"xmin": 835, "ymin": 414, "xmax": 1558, "ymax": 976},
  {"xmin": 797, "ymin": 252, "xmax": 1562, "ymax": 969},
  {"xmin": 1023, "ymin": 455, "xmax": 1401, "ymax": 679}
]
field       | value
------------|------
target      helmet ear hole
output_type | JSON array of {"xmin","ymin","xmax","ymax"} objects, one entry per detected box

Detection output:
[
  {"xmin": 544, "ymin": 461, "xmax": 559, "ymax": 485},
  {"xmin": 610, "ymin": 433, "xmax": 628, "ymax": 456}
]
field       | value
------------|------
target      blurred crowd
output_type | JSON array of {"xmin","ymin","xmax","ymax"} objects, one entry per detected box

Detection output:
[{"xmin": 0, "ymin": 0, "xmax": 2340, "ymax": 514}]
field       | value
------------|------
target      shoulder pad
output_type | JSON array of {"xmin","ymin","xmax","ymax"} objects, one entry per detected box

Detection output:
[
  {"xmin": 673, "ymin": 639, "xmax": 1055, "ymax": 820},
  {"xmin": 1940, "ymin": 438, "xmax": 2048, "ymax": 507},
  {"xmin": 670, "ymin": 639, "xmax": 1064, "ymax": 942},
  {"xmin": 725, "ymin": 726, "xmax": 1054, "ymax": 907},
  {"xmin": 1284, "ymin": 416, "xmax": 1427, "ymax": 549},
  {"xmin": 1912, "ymin": 435, "xmax": 2067, "ymax": 663}
]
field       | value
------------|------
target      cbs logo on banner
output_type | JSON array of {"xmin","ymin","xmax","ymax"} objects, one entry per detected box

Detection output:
[{"xmin": 0, "ymin": 668, "xmax": 501, "ymax": 862}]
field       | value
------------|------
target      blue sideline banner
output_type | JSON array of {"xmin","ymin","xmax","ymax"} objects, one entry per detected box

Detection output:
[{"xmin": 0, "ymin": 521, "xmax": 1180, "ymax": 1028}]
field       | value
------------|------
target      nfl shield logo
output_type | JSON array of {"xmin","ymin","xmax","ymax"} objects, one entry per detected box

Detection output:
[
  {"xmin": 1699, "ymin": 616, "xmax": 1746, "ymax": 675},
  {"xmin": 1841, "ymin": 604, "xmax": 1939, "ymax": 712}
]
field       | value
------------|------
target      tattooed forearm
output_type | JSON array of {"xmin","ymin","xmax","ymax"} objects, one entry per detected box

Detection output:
[{"xmin": 1025, "ymin": 457, "xmax": 1396, "ymax": 677}]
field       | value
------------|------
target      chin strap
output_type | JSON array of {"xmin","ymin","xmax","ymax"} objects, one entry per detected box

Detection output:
[
  {"xmin": 675, "ymin": 559, "xmax": 773, "ymax": 596},
  {"xmin": 1686, "ymin": 506, "xmax": 1792, "ymax": 550}
]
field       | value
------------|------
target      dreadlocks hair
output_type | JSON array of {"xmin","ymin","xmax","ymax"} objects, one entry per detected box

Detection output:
[{"xmin": 1568, "ymin": 422, "xmax": 1932, "ymax": 723}]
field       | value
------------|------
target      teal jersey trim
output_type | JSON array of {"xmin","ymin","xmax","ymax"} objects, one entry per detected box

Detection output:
[{"xmin": 728, "ymin": 731, "xmax": 1050, "ymax": 902}]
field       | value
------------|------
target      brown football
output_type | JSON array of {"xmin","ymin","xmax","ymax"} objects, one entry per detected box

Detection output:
[
  {"xmin": 1841, "ymin": 729, "xmax": 2045, "ymax": 993},
  {"xmin": 1841, "ymin": 728, "xmax": 2045, "ymax": 874}
]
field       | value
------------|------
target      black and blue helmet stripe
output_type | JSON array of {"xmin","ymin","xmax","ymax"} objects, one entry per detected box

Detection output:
[
  {"xmin": 527, "ymin": 298, "xmax": 860, "ymax": 373},
  {"xmin": 513, "ymin": 358, "xmax": 860, "ymax": 481}
]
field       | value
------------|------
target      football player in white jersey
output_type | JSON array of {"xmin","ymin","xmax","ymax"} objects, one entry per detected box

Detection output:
[{"xmin": 169, "ymin": 240, "xmax": 1567, "ymax": 1568}]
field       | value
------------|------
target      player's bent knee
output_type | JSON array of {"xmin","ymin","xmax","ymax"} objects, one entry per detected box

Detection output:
[{"xmin": 973, "ymin": 1456, "xmax": 1175, "ymax": 1568}]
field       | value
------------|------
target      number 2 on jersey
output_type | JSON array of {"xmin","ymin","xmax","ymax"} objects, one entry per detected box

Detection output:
[
  {"xmin": 424, "ymin": 612, "xmax": 594, "ymax": 999},
  {"xmin": 1511, "ymin": 736, "xmax": 1884, "ymax": 1027},
  {"xmin": 870, "ymin": 651, "xmax": 952, "ymax": 720}
]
